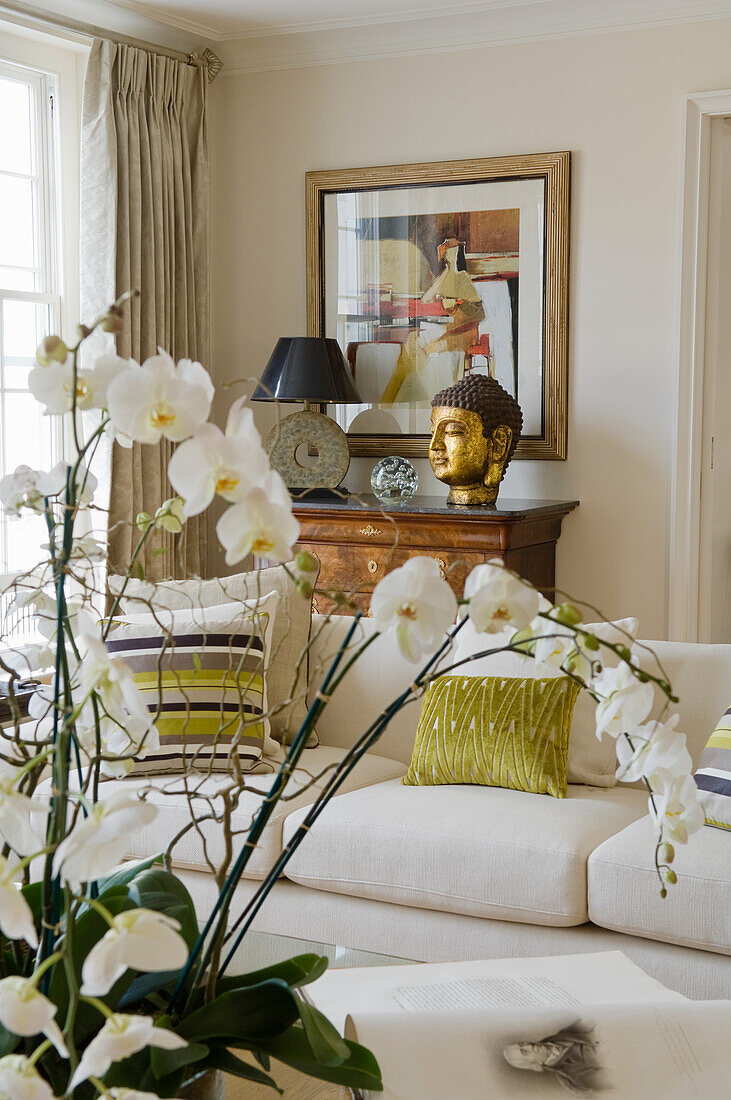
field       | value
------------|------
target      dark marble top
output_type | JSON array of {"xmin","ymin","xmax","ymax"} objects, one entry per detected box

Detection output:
[{"xmin": 292, "ymin": 494, "xmax": 579, "ymax": 519}]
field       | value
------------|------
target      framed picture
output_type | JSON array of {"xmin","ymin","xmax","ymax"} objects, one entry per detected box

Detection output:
[{"xmin": 306, "ymin": 151, "xmax": 570, "ymax": 460}]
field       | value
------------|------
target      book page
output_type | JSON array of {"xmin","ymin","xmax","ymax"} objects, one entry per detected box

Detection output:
[
  {"xmin": 346, "ymin": 1000, "xmax": 731, "ymax": 1100},
  {"xmin": 307, "ymin": 951, "xmax": 684, "ymax": 1033}
]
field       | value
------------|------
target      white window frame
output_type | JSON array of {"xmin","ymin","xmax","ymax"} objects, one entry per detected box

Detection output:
[{"xmin": 0, "ymin": 26, "xmax": 86, "ymax": 646}]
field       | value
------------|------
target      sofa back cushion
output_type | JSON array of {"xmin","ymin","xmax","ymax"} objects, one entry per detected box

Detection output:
[{"xmin": 309, "ymin": 616, "xmax": 731, "ymax": 775}]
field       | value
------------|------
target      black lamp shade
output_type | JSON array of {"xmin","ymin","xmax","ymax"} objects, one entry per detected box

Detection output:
[{"xmin": 251, "ymin": 337, "xmax": 362, "ymax": 404}]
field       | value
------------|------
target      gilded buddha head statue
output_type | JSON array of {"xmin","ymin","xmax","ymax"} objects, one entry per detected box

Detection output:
[{"xmin": 429, "ymin": 375, "xmax": 523, "ymax": 506}]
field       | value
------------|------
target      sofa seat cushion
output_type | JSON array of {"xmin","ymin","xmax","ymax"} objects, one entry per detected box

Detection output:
[
  {"xmin": 36, "ymin": 746, "xmax": 404, "ymax": 880},
  {"xmin": 588, "ymin": 815, "xmax": 731, "ymax": 954},
  {"xmin": 281, "ymin": 779, "xmax": 648, "ymax": 926}
]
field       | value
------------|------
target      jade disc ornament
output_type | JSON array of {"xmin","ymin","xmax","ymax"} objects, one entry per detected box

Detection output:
[{"xmin": 264, "ymin": 408, "xmax": 350, "ymax": 492}]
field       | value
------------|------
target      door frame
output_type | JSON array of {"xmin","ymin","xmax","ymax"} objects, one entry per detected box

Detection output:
[{"xmin": 670, "ymin": 90, "xmax": 731, "ymax": 641}]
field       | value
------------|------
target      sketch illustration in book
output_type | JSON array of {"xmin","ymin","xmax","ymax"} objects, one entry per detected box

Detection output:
[{"xmin": 502, "ymin": 1018, "xmax": 608, "ymax": 1094}]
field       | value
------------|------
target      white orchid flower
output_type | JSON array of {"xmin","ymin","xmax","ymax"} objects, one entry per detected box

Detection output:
[
  {"xmin": 74, "ymin": 702, "xmax": 158, "ymax": 779},
  {"xmin": 593, "ymin": 662, "xmax": 655, "ymax": 740},
  {"xmin": 216, "ymin": 484, "xmax": 299, "ymax": 566},
  {"xmin": 30, "ymin": 354, "xmax": 124, "ymax": 413},
  {"xmin": 73, "ymin": 463, "xmax": 98, "ymax": 505},
  {"xmin": 81, "ymin": 909, "xmax": 188, "ymax": 996},
  {"xmin": 68, "ymin": 533, "xmax": 106, "ymax": 563},
  {"xmin": 615, "ymin": 715, "xmax": 693, "ymax": 784},
  {"xmin": 168, "ymin": 400, "xmax": 271, "ymax": 516},
  {"xmin": 0, "ymin": 463, "xmax": 67, "ymax": 515},
  {"xmin": 0, "ymin": 977, "xmax": 68, "ymax": 1058},
  {"xmin": 0, "ymin": 778, "xmax": 48, "ymax": 857},
  {"xmin": 77, "ymin": 627, "xmax": 151, "ymax": 729},
  {"xmin": 464, "ymin": 560, "xmax": 541, "ymax": 635},
  {"xmin": 106, "ymin": 351, "xmax": 214, "ymax": 445},
  {"xmin": 371, "ymin": 556, "xmax": 458, "ymax": 663},
  {"xmin": 52, "ymin": 792, "xmax": 156, "ymax": 889},
  {"xmin": 0, "ymin": 1055, "xmax": 56, "ymax": 1100},
  {"xmin": 0, "ymin": 857, "xmax": 38, "ymax": 947},
  {"xmin": 649, "ymin": 768, "xmax": 704, "ymax": 845},
  {"xmin": 69, "ymin": 1014, "xmax": 186, "ymax": 1091}
]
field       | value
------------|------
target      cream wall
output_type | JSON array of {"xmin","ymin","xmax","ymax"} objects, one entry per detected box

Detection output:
[{"xmin": 209, "ymin": 17, "xmax": 731, "ymax": 638}]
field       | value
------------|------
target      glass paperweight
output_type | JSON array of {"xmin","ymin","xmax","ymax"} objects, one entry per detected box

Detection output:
[{"xmin": 370, "ymin": 455, "xmax": 418, "ymax": 502}]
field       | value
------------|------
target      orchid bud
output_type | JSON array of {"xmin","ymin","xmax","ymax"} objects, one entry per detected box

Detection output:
[
  {"xmin": 154, "ymin": 497, "xmax": 186, "ymax": 534},
  {"xmin": 616, "ymin": 644, "xmax": 632, "ymax": 662},
  {"xmin": 659, "ymin": 887, "xmax": 668, "ymax": 899},
  {"xmin": 295, "ymin": 549, "xmax": 318, "ymax": 573},
  {"xmin": 296, "ymin": 578, "xmax": 313, "ymax": 600},
  {"xmin": 582, "ymin": 633, "xmax": 599, "ymax": 651},
  {"xmin": 36, "ymin": 335, "xmax": 68, "ymax": 366},
  {"xmin": 662, "ymin": 868, "xmax": 677, "ymax": 884},
  {"xmin": 555, "ymin": 602, "xmax": 582, "ymax": 627},
  {"xmin": 101, "ymin": 308, "xmax": 124, "ymax": 334},
  {"xmin": 659, "ymin": 842, "xmax": 675, "ymax": 864},
  {"xmin": 136, "ymin": 511, "xmax": 152, "ymax": 532}
]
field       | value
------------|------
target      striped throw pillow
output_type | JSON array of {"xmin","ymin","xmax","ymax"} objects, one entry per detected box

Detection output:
[
  {"xmin": 106, "ymin": 594, "xmax": 278, "ymax": 775},
  {"xmin": 694, "ymin": 706, "xmax": 731, "ymax": 831}
]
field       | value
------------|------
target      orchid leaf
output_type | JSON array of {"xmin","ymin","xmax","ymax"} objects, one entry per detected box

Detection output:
[
  {"xmin": 178, "ymin": 980, "xmax": 299, "ymax": 1043},
  {"xmin": 203, "ymin": 1048, "xmax": 281, "ymax": 1092},
  {"xmin": 295, "ymin": 999, "xmax": 349, "ymax": 1066},
  {"xmin": 204, "ymin": 954, "xmax": 328, "ymax": 1000},
  {"xmin": 259, "ymin": 1025, "xmax": 383, "ymax": 1091},
  {"xmin": 151, "ymin": 1039, "xmax": 208, "ymax": 1079}
]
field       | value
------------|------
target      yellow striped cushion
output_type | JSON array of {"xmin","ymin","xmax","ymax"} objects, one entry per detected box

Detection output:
[
  {"xmin": 106, "ymin": 594, "xmax": 278, "ymax": 775},
  {"xmin": 404, "ymin": 675, "xmax": 581, "ymax": 798},
  {"xmin": 694, "ymin": 706, "xmax": 731, "ymax": 831}
]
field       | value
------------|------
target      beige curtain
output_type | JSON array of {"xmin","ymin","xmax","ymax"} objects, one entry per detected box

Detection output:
[{"xmin": 81, "ymin": 39, "xmax": 209, "ymax": 580}]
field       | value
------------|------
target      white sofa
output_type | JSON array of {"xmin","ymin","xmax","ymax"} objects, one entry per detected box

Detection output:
[{"xmin": 105, "ymin": 613, "xmax": 731, "ymax": 1001}]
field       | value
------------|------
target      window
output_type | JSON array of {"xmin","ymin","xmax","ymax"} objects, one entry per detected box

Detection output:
[{"xmin": 0, "ymin": 58, "xmax": 63, "ymax": 582}]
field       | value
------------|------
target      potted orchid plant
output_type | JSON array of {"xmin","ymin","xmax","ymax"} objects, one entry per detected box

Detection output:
[{"xmin": 0, "ymin": 295, "xmax": 702, "ymax": 1099}]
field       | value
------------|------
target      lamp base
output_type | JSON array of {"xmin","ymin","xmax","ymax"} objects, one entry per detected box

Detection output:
[{"xmin": 264, "ymin": 409, "xmax": 351, "ymax": 494}]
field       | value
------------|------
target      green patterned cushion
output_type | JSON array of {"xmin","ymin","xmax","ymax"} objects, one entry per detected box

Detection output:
[
  {"xmin": 404, "ymin": 675, "xmax": 581, "ymax": 798},
  {"xmin": 106, "ymin": 594, "xmax": 278, "ymax": 775},
  {"xmin": 694, "ymin": 705, "xmax": 731, "ymax": 830}
]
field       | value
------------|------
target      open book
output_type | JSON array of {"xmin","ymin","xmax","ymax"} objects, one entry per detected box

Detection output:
[{"xmin": 306, "ymin": 952, "xmax": 731, "ymax": 1098}]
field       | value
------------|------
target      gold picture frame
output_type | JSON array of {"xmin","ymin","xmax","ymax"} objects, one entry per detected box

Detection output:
[{"xmin": 306, "ymin": 151, "xmax": 570, "ymax": 460}]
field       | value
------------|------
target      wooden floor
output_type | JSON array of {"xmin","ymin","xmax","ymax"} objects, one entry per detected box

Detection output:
[{"xmin": 225, "ymin": 1066, "xmax": 349, "ymax": 1099}]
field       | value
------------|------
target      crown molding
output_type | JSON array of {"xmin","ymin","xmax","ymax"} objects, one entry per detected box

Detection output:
[
  {"xmin": 97, "ymin": 0, "xmax": 557, "ymax": 42},
  {"xmin": 104, "ymin": 0, "xmax": 222, "ymax": 40},
  {"xmin": 214, "ymin": 0, "xmax": 731, "ymax": 74}
]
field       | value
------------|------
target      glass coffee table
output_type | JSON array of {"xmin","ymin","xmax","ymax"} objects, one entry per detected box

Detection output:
[
  {"xmin": 223, "ymin": 930, "xmax": 416, "ymax": 1099},
  {"xmin": 227, "ymin": 928, "xmax": 417, "ymax": 975}
]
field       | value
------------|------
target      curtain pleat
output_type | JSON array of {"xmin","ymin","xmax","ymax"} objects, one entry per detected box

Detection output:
[{"xmin": 82, "ymin": 40, "xmax": 209, "ymax": 580}]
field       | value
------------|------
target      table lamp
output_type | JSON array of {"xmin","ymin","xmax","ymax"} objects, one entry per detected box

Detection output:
[{"xmin": 251, "ymin": 337, "xmax": 363, "ymax": 499}]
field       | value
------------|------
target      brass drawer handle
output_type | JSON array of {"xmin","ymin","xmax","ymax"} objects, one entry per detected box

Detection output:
[
  {"xmin": 360, "ymin": 524, "xmax": 383, "ymax": 537},
  {"xmin": 367, "ymin": 559, "xmax": 378, "ymax": 574},
  {"xmin": 435, "ymin": 556, "xmax": 447, "ymax": 579}
]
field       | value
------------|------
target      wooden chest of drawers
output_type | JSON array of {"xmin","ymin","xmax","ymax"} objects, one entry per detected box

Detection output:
[{"xmin": 291, "ymin": 495, "xmax": 578, "ymax": 615}]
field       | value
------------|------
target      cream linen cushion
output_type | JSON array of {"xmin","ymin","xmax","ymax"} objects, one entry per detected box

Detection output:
[
  {"xmin": 588, "ymin": 815, "xmax": 731, "ymax": 954},
  {"xmin": 448, "ymin": 617, "xmax": 639, "ymax": 787},
  {"xmin": 109, "ymin": 558, "xmax": 319, "ymax": 745},
  {"xmin": 34, "ymin": 745, "xmax": 404, "ymax": 880},
  {"xmin": 281, "ymin": 779, "xmax": 648, "ymax": 926}
]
